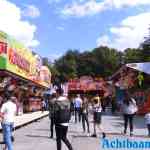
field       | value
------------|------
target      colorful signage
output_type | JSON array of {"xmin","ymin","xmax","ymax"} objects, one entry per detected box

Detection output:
[
  {"xmin": 68, "ymin": 76, "xmax": 105, "ymax": 91},
  {"xmin": 0, "ymin": 31, "xmax": 51, "ymax": 88}
]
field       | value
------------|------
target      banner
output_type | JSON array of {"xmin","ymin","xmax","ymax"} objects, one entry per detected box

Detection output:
[
  {"xmin": 68, "ymin": 76, "xmax": 105, "ymax": 91},
  {"xmin": 0, "ymin": 31, "xmax": 51, "ymax": 88}
]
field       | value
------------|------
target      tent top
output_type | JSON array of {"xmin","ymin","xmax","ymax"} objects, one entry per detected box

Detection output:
[{"xmin": 126, "ymin": 62, "xmax": 150, "ymax": 75}]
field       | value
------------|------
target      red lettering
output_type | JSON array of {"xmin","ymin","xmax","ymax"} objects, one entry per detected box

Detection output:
[
  {"xmin": 8, "ymin": 48, "xmax": 30, "ymax": 72},
  {"xmin": 0, "ymin": 42, "xmax": 7, "ymax": 54}
]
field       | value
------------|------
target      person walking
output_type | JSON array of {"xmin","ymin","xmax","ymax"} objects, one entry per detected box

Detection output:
[
  {"xmin": 81, "ymin": 96, "xmax": 90, "ymax": 134},
  {"xmin": 48, "ymin": 92, "xmax": 56, "ymax": 138},
  {"xmin": 145, "ymin": 112, "xmax": 150, "ymax": 137},
  {"xmin": 54, "ymin": 88, "xmax": 73, "ymax": 150},
  {"xmin": 41, "ymin": 99, "xmax": 46, "ymax": 112},
  {"xmin": 122, "ymin": 92, "xmax": 137, "ymax": 136},
  {"xmin": 91, "ymin": 96, "xmax": 106, "ymax": 138},
  {"xmin": 74, "ymin": 94, "xmax": 82, "ymax": 123},
  {"xmin": 0, "ymin": 93, "xmax": 17, "ymax": 150},
  {"xmin": 70, "ymin": 98, "xmax": 75, "ymax": 118}
]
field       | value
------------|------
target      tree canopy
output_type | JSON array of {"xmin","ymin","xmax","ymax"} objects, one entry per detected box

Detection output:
[{"xmin": 43, "ymin": 28, "xmax": 150, "ymax": 83}]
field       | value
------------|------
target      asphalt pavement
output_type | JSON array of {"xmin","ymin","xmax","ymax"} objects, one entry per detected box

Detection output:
[{"xmin": 0, "ymin": 113, "xmax": 149, "ymax": 150}]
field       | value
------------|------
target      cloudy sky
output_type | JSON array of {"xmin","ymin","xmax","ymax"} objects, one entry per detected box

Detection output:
[{"xmin": 0, "ymin": 0, "xmax": 150, "ymax": 60}]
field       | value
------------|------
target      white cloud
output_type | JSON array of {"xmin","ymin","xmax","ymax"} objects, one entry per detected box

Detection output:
[
  {"xmin": 0, "ymin": 0, "xmax": 39, "ymax": 47},
  {"xmin": 61, "ymin": 1, "xmax": 107, "ymax": 17},
  {"xmin": 111, "ymin": 0, "xmax": 150, "ymax": 8},
  {"xmin": 61, "ymin": 0, "xmax": 150, "ymax": 17},
  {"xmin": 57, "ymin": 26, "xmax": 65, "ymax": 31},
  {"xmin": 22, "ymin": 5, "xmax": 40, "ymax": 18},
  {"xmin": 48, "ymin": 0, "xmax": 61, "ymax": 4},
  {"xmin": 78, "ymin": 0, "xmax": 87, "ymax": 3},
  {"xmin": 96, "ymin": 35, "xmax": 110, "ymax": 47},
  {"xmin": 97, "ymin": 12, "xmax": 150, "ymax": 50}
]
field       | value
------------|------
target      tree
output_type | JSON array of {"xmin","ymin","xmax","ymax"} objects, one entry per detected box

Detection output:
[
  {"xmin": 92, "ymin": 46, "xmax": 120, "ymax": 76},
  {"xmin": 54, "ymin": 47, "xmax": 122, "ymax": 81},
  {"xmin": 76, "ymin": 51, "xmax": 99, "ymax": 77},
  {"xmin": 124, "ymin": 48, "xmax": 142, "ymax": 63},
  {"xmin": 42, "ymin": 57, "xmax": 60, "ymax": 84},
  {"xmin": 140, "ymin": 26, "xmax": 150, "ymax": 61},
  {"xmin": 54, "ymin": 50, "xmax": 79, "ymax": 82}
]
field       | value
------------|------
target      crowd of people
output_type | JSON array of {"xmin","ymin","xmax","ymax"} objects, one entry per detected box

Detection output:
[
  {"xmin": 48, "ymin": 89, "xmax": 107, "ymax": 150},
  {"xmin": 1, "ymin": 88, "xmax": 150, "ymax": 150},
  {"xmin": 48, "ymin": 88, "xmax": 150, "ymax": 150}
]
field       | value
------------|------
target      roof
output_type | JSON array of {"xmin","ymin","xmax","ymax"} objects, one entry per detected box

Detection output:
[{"xmin": 126, "ymin": 62, "xmax": 150, "ymax": 75}]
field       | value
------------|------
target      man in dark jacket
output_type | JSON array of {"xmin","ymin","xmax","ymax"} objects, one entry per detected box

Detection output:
[
  {"xmin": 48, "ymin": 92, "xmax": 56, "ymax": 138},
  {"xmin": 54, "ymin": 88, "xmax": 73, "ymax": 150}
]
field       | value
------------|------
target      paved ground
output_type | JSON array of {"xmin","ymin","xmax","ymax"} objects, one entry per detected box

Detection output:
[
  {"xmin": 0, "ymin": 111, "xmax": 48, "ymax": 130},
  {"xmin": 0, "ymin": 113, "xmax": 150, "ymax": 150}
]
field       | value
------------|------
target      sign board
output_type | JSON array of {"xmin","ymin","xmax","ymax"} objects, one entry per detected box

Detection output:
[{"xmin": 0, "ymin": 31, "xmax": 51, "ymax": 88}]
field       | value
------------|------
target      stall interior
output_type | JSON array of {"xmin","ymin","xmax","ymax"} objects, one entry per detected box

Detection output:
[
  {"xmin": 112, "ymin": 65, "xmax": 150, "ymax": 114},
  {"xmin": 0, "ymin": 71, "xmax": 45, "ymax": 114},
  {"xmin": 68, "ymin": 76, "xmax": 110, "ymax": 103}
]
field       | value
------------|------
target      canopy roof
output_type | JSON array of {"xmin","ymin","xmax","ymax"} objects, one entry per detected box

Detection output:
[{"xmin": 126, "ymin": 62, "xmax": 150, "ymax": 75}]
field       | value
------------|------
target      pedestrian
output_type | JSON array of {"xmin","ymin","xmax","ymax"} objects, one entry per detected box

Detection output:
[
  {"xmin": 54, "ymin": 88, "xmax": 73, "ymax": 150},
  {"xmin": 48, "ymin": 91, "xmax": 56, "ymax": 138},
  {"xmin": 70, "ymin": 98, "xmax": 75, "ymax": 116},
  {"xmin": 0, "ymin": 93, "xmax": 17, "ymax": 150},
  {"xmin": 91, "ymin": 96, "xmax": 106, "ymax": 138},
  {"xmin": 122, "ymin": 92, "xmax": 138, "ymax": 136},
  {"xmin": 81, "ymin": 95, "xmax": 90, "ymax": 134},
  {"xmin": 41, "ymin": 99, "xmax": 46, "ymax": 112},
  {"xmin": 74, "ymin": 94, "xmax": 82, "ymax": 123},
  {"xmin": 145, "ymin": 112, "xmax": 150, "ymax": 137}
]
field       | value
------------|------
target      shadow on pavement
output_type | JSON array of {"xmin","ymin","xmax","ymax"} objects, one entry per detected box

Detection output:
[
  {"xmin": 104, "ymin": 114, "xmax": 146, "ymax": 129},
  {"xmin": 72, "ymin": 135, "xmax": 89, "ymax": 138},
  {"xmin": 69, "ymin": 130, "xmax": 80, "ymax": 134},
  {"xmin": 112, "ymin": 121, "xmax": 124, "ymax": 127},
  {"xmin": 107, "ymin": 132, "xmax": 150, "ymax": 139},
  {"xmin": 35, "ymin": 129, "xmax": 50, "ymax": 131},
  {"xmin": 134, "ymin": 115, "xmax": 146, "ymax": 129}
]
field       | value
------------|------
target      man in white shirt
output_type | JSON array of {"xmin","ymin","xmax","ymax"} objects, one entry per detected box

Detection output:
[
  {"xmin": 0, "ymin": 95, "xmax": 17, "ymax": 150},
  {"xmin": 74, "ymin": 94, "xmax": 82, "ymax": 123}
]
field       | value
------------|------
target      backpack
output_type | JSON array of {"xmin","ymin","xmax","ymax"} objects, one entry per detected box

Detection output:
[{"xmin": 54, "ymin": 97, "xmax": 71, "ymax": 124}]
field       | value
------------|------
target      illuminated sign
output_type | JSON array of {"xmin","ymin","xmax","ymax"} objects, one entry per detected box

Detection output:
[{"xmin": 0, "ymin": 31, "xmax": 51, "ymax": 87}]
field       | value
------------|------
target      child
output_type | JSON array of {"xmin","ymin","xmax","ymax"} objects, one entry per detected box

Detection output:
[{"xmin": 145, "ymin": 112, "xmax": 150, "ymax": 137}]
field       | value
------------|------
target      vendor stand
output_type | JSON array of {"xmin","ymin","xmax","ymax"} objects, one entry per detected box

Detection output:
[
  {"xmin": 68, "ymin": 76, "xmax": 107, "ymax": 99},
  {"xmin": 0, "ymin": 31, "xmax": 51, "ymax": 113},
  {"xmin": 111, "ymin": 62, "xmax": 150, "ymax": 114}
]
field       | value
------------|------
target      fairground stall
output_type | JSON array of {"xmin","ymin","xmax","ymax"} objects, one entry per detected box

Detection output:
[
  {"xmin": 110, "ymin": 62, "xmax": 150, "ymax": 114},
  {"xmin": 68, "ymin": 76, "xmax": 110, "ymax": 98},
  {"xmin": 0, "ymin": 31, "xmax": 51, "ymax": 114}
]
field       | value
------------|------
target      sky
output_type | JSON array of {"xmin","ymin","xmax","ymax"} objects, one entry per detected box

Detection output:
[{"xmin": 0, "ymin": 0, "xmax": 150, "ymax": 61}]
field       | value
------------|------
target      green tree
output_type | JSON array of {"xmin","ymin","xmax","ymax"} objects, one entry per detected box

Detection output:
[
  {"xmin": 92, "ymin": 46, "xmax": 120, "ymax": 76},
  {"xmin": 54, "ymin": 50, "xmax": 79, "ymax": 82},
  {"xmin": 124, "ymin": 48, "xmax": 142, "ymax": 63},
  {"xmin": 140, "ymin": 27, "xmax": 150, "ymax": 61},
  {"xmin": 42, "ymin": 57, "xmax": 60, "ymax": 84},
  {"xmin": 54, "ymin": 47, "xmax": 121, "ymax": 81},
  {"xmin": 76, "ymin": 51, "xmax": 99, "ymax": 77}
]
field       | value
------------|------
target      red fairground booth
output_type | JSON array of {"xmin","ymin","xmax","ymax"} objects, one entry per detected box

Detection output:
[
  {"xmin": 111, "ymin": 62, "xmax": 150, "ymax": 115},
  {"xmin": 68, "ymin": 76, "xmax": 110, "ymax": 97},
  {"xmin": 0, "ymin": 31, "xmax": 51, "ymax": 114}
]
